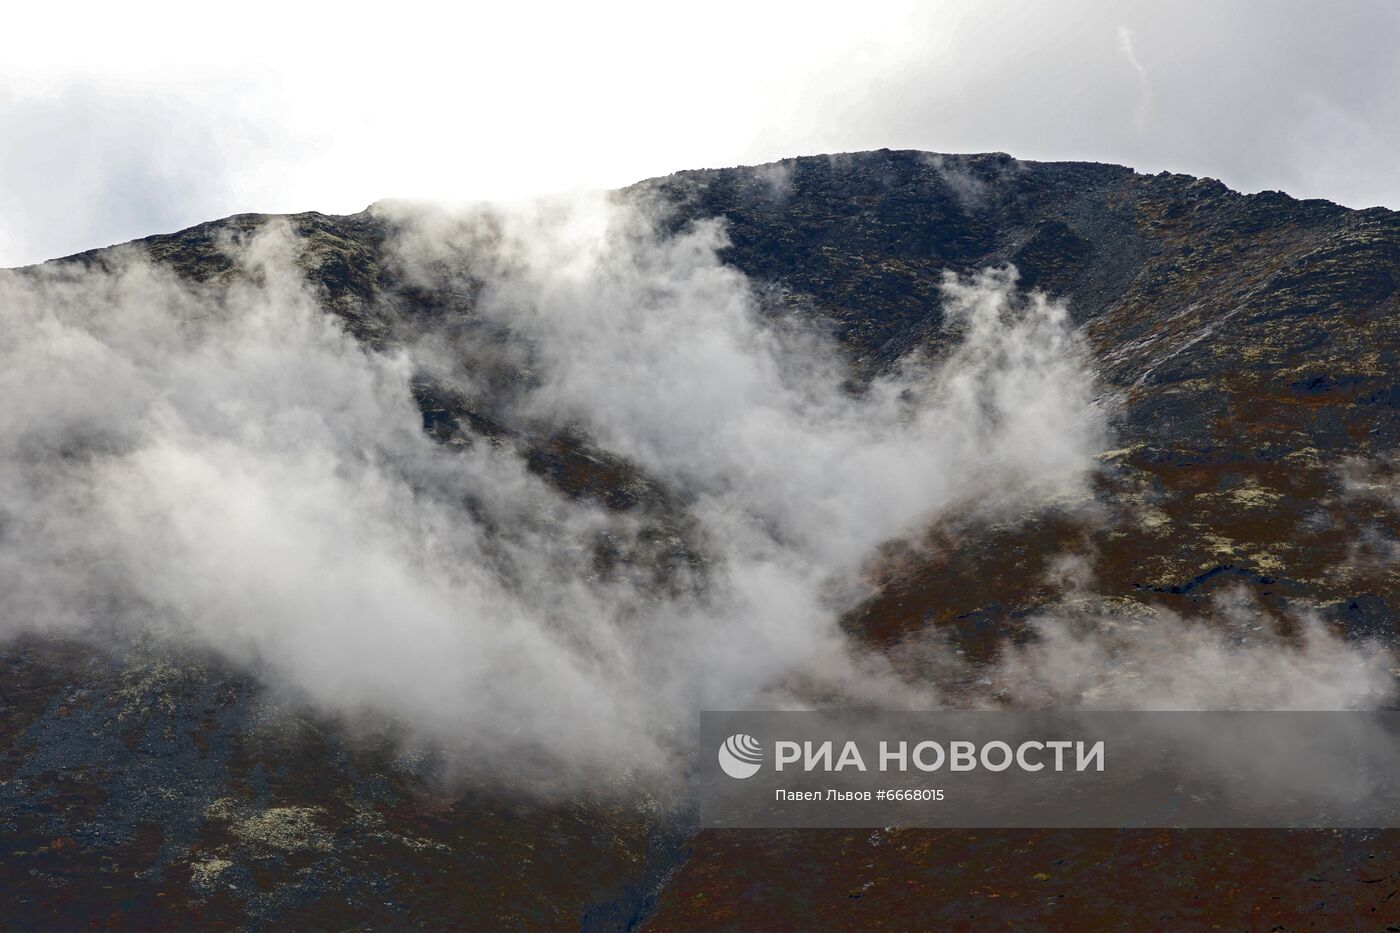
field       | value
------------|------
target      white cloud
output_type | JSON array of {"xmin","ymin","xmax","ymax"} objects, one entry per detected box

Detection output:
[
  {"xmin": 1115, "ymin": 25, "xmax": 1151, "ymax": 133},
  {"xmin": 0, "ymin": 197, "xmax": 1110, "ymax": 786},
  {"xmin": 987, "ymin": 598, "xmax": 1395, "ymax": 711}
]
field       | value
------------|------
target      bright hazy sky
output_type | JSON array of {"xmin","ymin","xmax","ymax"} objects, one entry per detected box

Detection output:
[{"xmin": 2, "ymin": 0, "xmax": 1397, "ymax": 266}]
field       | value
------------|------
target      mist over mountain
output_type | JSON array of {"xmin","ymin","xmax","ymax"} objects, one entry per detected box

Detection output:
[{"xmin": 3, "ymin": 150, "xmax": 1400, "ymax": 928}]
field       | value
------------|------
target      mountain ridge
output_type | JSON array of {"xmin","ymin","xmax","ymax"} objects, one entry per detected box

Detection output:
[{"xmin": 4, "ymin": 148, "xmax": 1400, "ymax": 928}]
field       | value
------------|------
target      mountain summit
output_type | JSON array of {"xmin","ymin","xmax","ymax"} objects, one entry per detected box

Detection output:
[{"xmin": 3, "ymin": 150, "xmax": 1399, "ymax": 928}]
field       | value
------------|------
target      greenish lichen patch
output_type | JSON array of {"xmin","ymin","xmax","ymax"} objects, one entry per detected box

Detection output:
[
  {"xmin": 190, "ymin": 856, "xmax": 234, "ymax": 888},
  {"xmin": 205, "ymin": 799, "xmax": 333, "ymax": 854}
]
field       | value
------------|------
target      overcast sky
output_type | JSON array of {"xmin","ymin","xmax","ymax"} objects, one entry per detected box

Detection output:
[{"xmin": 1, "ymin": 0, "xmax": 1397, "ymax": 266}]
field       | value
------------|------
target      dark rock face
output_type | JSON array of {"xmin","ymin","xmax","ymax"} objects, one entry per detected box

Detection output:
[{"xmin": 5, "ymin": 150, "xmax": 1400, "ymax": 929}]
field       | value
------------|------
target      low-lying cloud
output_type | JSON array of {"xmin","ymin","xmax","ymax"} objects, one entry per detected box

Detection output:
[
  {"xmin": 987, "ymin": 594, "xmax": 1396, "ymax": 711},
  {"xmin": 1, "ymin": 194, "xmax": 1389, "ymax": 791}
]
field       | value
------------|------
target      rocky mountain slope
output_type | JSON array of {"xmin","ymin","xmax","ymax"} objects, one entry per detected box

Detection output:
[{"xmin": 4, "ymin": 150, "xmax": 1400, "ymax": 929}]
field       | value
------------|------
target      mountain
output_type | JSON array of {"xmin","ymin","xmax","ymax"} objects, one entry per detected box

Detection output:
[{"xmin": 3, "ymin": 150, "xmax": 1399, "ymax": 929}]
